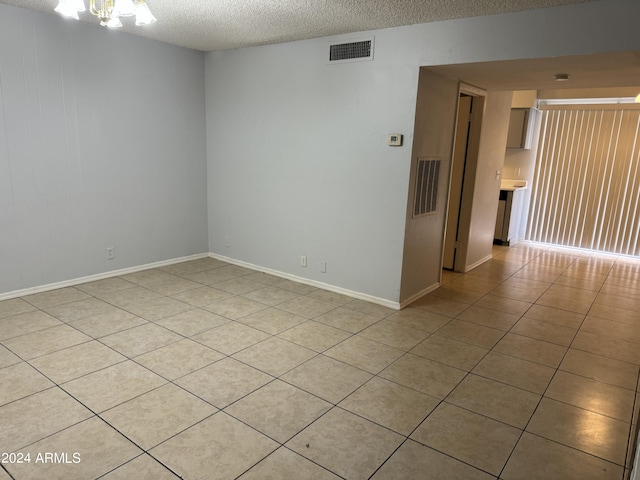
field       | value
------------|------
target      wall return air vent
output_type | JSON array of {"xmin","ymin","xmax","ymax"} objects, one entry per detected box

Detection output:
[{"xmin": 328, "ymin": 38, "xmax": 374, "ymax": 64}]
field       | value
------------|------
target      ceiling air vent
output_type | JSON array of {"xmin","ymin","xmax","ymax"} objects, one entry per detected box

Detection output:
[{"xmin": 328, "ymin": 37, "xmax": 374, "ymax": 64}]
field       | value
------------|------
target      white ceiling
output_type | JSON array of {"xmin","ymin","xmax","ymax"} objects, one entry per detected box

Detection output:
[{"xmin": 1, "ymin": 0, "xmax": 597, "ymax": 52}]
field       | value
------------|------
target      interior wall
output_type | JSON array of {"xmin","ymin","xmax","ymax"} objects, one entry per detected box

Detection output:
[
  {"xmin": 205, "ymin": 0, "xmax": 640, "ymax": 304},
  {"xmin": 399, "ymin": 69, "xmax": 459, "ymax": 303},
  {"xmin": 463, "ymin": 91, "xmax": 513, "ymax": 269},
  {"xmin": 0, "ymin": 4, "xmax": 208, "ymax": 295}
]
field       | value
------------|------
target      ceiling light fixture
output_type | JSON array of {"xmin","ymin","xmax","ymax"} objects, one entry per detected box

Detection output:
[{"xmin": 54, "ymin": 0, "xmax": 156, "ymax": 28}]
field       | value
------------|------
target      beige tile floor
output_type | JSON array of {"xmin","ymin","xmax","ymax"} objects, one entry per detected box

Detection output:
[{"xmin": 1, "ymin": 245, "xmax": 639, "ymax": 479}]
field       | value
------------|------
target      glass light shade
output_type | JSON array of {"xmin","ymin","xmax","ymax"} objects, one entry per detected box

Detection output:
[
  {"xmin": 101, "ymin": 16, "xmax": 123, "ymax": 28},
  {"xmin": 135, "ymin": 1, "xmax": 157, "ymax": 25},
  {"xmin": 636, "ymin": 93, "xmax": 640, "ymax": 103},
  {"xmin": 54, "ymin": 0, "xmax": 80, "ymax": 19},
  {"xmin": 113, "ymin": 0, "xmax": 136, "ymax": 17}
]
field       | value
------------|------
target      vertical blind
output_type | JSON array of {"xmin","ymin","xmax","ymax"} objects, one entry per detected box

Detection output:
[{"xmin": 527, "ymin": 104, "xmax": 640, "ymax": 256}]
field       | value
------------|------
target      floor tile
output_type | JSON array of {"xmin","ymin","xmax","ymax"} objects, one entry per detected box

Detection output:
[
  {"xmin": 101, "ymin": 384, "xmax": 217, "ymax": 449},
  {"xmin": 339, "ymin": 376, "xmax": 439, "ymax": 435},
  {"xmin": 474, "ymin": 294, "xmax": 532, "ymax": 316},
  {"xmin": 456, "ymin": 305, "xmax": 520, "ymax": 331},
  {"xmin": 433, "ymin": 319, "xmax": 505, "ymax": 349},
  {"xmin": 510, "ymin": 317, "xmax": 577, "ymax": 346},
  {"xmin": 175, "ymin": 357, "xmax": 273, "ymax": 408},
  {"xmin": 61, "ymin": 360, "xmax": 167, "ymax": 412},
  {"xmin": 411, "ymin": 402, "xmax": 521, "ymax": 476},
  {"xmin": 523, "ymin": 304, "xmax": 585, "ymax": 329},
  {"xmin": 0, "ymin": 345, "xmax": 21, "ymax": 368},
  {"xmin": 240, "ymin": 286, "xmax": 300, "ymax": 306},
  {"xmin": 100, "ymin": 323, "xmax": 182, "ymax": 357},
  {"xmin": 225, "ymin": 380, "xmax": 331, "ymax": 442},
  {"xmin": 446, "ymin": 374, "xmax": 540, "ymax": 428},
  {"xmin": 170, "ymin": 286, "xmax": 232, "ymax": 306},
  {"xmin": 536, "ymin": 284, "xmax": 597, "ymax": 314},
  {"xmin": 559, "ymin": 349, "xmax": 640, "ymax": 391},
  {"xmin": 410, "ymin": 335, "xmax": 489, "ymax": 371},
  {"xmin": 22, "ymin": 287, "xmax": 91, "ymax": 309},
  {"xmin": 410, "ymin": 295, "xmax": 470, "ymax": 317},
  {"xmin": 2, "ymin": 324, "xmax": 91, "ymax": 360},
  {"xmin": 572, "ymin": 330, "xmax": 640, "ymax": 365},
  {"xmin": 100, "ymin": 454, "xmax": 180, "ymax": 479},
  {"xmin": 29, "ymin": 340, "xmax": 127, "ymax": 384},
  {"xmin": 306, "ymin": 289, "xmax": 354, "ymax": 306},
  {"xmin": 545, "ymin": 370, "xmax": 636, "ymax": 422},
  {"xmin": 385, "ymin": 308, "xmax": 450, "ymax": 333},
  {"xmin": 0, "ymin": 362, "xmax": 54, "ymax": 406},
  {"xmin": 0, "ymin": 298, "xmax": 37, "ymax": 319},
  {"xmin": 313, "ymin": 307, "xmax": 380, "ymax": 333},
  {"xmin": 277, "ymin": 320, "xmax": 351, "ymax": 352},
  {"xmin": 342, "ymin": 299, "xmax": 396, "ymax": 318},
  {"xmin": 489, "ymin": 283, "xmax": 546, "ymax": 303},
  {"xmin": 370, "ymin": 439, "xmax": 494, "ymax": 480},
  {"xmin": 501, "ymin": 432, "xmax": 623, "ymax": 480},
  {"xmin": 237, "ymin": 307, "xmax": 307, "ymax": 335},
  {"xmin": 358, "ymin": 319, "xmax": 429, "ymax": 350},
  {"xmin": 273, "ymin": 279, "xmax": 318, "ymax": 295},
  {"xmin": 42, "ymin": 297, "xmax": 115, "ymax": 323},
  {"xmin": 281, "ymin": 355, "xmax": 372, "ymax": 404},
  {"xmin": 588, "ymin": 302, "xmax": 639, "ymax": 325},
  {"xmin": 93, "ymin": 287, "xmax": 164, "ymax": 307},
  {"xmin": 202, "ymin": 296, "xmax": 268, "ymax": 320},
  {"xmin": 472, "ymin": 351, "xmax": 555, "ymax": 394},
  {"xmin": 279, "ymin": 297, "xmax": 338, "ymax": 319},
  {"xmin": 527, "ymin": 398, "xmax": 629, "ymax": 465},
  {"xmin": 0, "ymin": 387, "xmax": 92, "ymax": 453},
  {"xmin": 378, "ymin": 353, "xmax": 467, "ymax": 399},
  {"xmin": 430, "ymin": 285, "xmax": 485, "ymax": 304},
  {"xmin": 150, "ymin": 413, "xmax": 277, "ymax": 480},
  {"xmin": 493, "ymin": 333, "xmax": 567, "ymax": 368},
  {"xmin": 323, "ymin": 336, "xmax": 404, "ymax": 374},
  {"xmin": 121, "ymin": 297, "xmax": 194, "ymax": 321},
  {"xmin": 232, "ymin": 337, "xmax": 317, "ymax": 376},
  {"xmin": 581, "ymin": 316, "xmax": 640, "ymax": 344},
  {"xmin": 159, "ymin": 257, "xmax": 227, "ymax": 276},
  {"xmin": 5, "ymin": 416, "xmax": 141, "ymax": 480},
  {"xmin": 75, "ymin": 277, "xmax": 137, "ymax": 296},
  {"xmin": 68, "ymin": 309, "xmax": 146, "ymax": 338},
  {"xmin": 191, "ymin": 321, "xmax": 270, "ymax": 355},
  {"xmin": 0, "ymin": 310, "xmax": 62, "ymax": 341},
  {"xmin": 154, "ymin": 308, "xmax": 228, "ymax": 337},
  {"xmin": 237, "ymin": 447, "xmax": 341, "ymax": 480},
  {"xmin": 286, "ymin": 407, "xmax": 403, "ymax": 480},
  {"xmin": 134, "ymin": 339, "xmax": 224, "ymax": 380}
]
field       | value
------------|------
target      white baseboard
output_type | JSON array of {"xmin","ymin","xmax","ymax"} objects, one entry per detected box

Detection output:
[
  {"xmin": 1, "ymin": 252, "xmax": 402, "ymax": 310},
  {"xmin": 208, "ymin": 253, "xmax": 401, "ymax": 310},
  {"xmin": 632, "ymin": 432, "xmax": 640, "ymax": 480},
  {"xmin": 0, "ymin": 253, "xmax": 210, "ymax": 301},
  {"xmin": 398, "ymin": 282, "xmax": 440, "ymax": 309},
  {"xmin": 463, "ymin": 253, "xmax": 494, "ymax": 273}
]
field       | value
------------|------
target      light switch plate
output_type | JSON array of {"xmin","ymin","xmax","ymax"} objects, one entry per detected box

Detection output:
[{"xmin": 387, "ymin": 134, "xmax": 403, "ymax": 146}]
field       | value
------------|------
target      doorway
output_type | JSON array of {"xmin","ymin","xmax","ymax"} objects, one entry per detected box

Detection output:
[{"xmin": 442, "ymin": 87, "xmax": 485, "ymax": 271}]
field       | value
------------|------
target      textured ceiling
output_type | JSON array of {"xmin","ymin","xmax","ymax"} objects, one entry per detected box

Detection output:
[{"xmin": 0, "ymin": 0, "xmax": 598, "ymax": 51}]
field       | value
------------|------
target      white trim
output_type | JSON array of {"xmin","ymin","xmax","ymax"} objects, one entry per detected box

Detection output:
[
  {"xmin": 208, "ymin": 252, "xmax": 401, "ymax": 310},
  {"xmin": 463, "ymin": 253, "xmax": 493, "ymax": 273},
  {"xmin": 0, "ymin": 251, "xmax": 402, "ymax": 310},
  {"xmin": 632, "ymin": 433, "xmax": 640, "ymax": 480},
  {"xmin": 399, "ymin": 282, "xmax": 440, "ymax": 309},
  {"xmin": 0, "ymin": 253, "xmax": 209, "ymax": 301}
]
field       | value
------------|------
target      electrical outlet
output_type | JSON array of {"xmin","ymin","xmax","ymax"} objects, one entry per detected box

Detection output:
[
  {"xmin": 107, "ymin": 247, "xmax": 115, "ymax": 260},
  {"xmin": 300, "ymin": 256, "xmax": 307, "ymax": 267}
]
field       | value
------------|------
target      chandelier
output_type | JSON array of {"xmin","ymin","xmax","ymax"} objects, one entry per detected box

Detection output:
[{"xmin": 54, "ymin": 0, "xmax": 156, "ymax": 28}]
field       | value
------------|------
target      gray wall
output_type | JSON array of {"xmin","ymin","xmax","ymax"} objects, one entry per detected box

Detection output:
[
  {"xmin": 205, "ymin": 0, "xmax": 640, "ymax": 303},
  {"xmin": 0, "ymin": 4, "xmax": 208, "ymax": 295}
]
